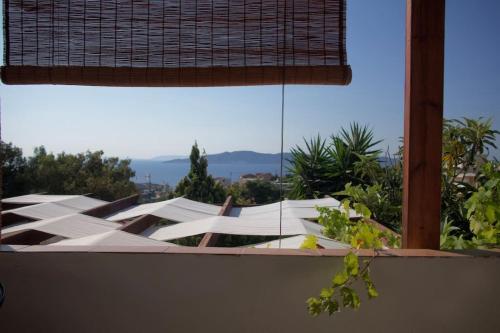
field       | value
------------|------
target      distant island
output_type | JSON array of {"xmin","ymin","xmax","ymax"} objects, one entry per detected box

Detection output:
[{"xmin": 163, "ymin": 151, "xmax": 293, "ymax": 164}]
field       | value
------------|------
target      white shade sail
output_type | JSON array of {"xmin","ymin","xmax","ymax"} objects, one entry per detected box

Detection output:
[
  {"xmin": 2, "ymin": 203, "xmax": 82, "ymax": 220},
  {"xmin": 142, "ymin": 216, "xmax": 324, "ymax": 241},
  {"xmin": 2, "ymin": 194, "xmax": 85, "ymax": 204},
  {"xmin": 2, "ymin": 214, "xmax": 121, "ymax": 239},
  {"xmin": 2, "ymin": 195, "xmax": 108, "ymax": 220},
  {"xmin": 106, "ymin": 197, "xmax": 220, "ymax": 222},
  {"xmin": 50, "ymin": 230, "xmax": 177, "ymax": 247},
  {"xmin": 230, "ymin": 197, "xmax": 357, "ymax": 219}
]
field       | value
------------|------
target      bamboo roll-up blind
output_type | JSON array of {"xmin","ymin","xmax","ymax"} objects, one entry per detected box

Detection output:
[{"xmin": 2, "ymin": 0, "xmax": 351, "ymax": 87}]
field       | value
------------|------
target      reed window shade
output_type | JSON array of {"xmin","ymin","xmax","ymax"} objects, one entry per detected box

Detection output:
[{"xmin": 2, "ymin": 0, "xmax": 351, "ymax": 87}]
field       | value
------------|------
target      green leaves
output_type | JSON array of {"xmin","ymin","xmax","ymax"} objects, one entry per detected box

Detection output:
[
  {"xmin": 341, "ymin": 287, "xmax": 361, "ymax": 309},
  {"xmin": 300, "ymin": 235, "xmax": 319, "ymax": 250},
  {"xmin": 344, "ymin": 252, "xmax": 359, "ymax": 277},
  {"xmin": 332, "ymin": 271, "xmax": 349, "ymax": 287},
  {"xmin": 308, "ymin": 198, "xmax": 395, "ymax": 317},
  {"xmin": 318, "ymin": 199, "xmax": 400, "ymax": 249},
  {"xmin": 307, "ymin": 251, "xmax": 378, "ymax": 317}
]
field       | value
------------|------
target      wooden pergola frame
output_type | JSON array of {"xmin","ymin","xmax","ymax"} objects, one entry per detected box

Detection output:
[
  {"xmin": 402, "ymin": 0, "xmax": 445, "ymax": 249},
  {"xmin": 0, "ymin": 0, "xmax": 445, "ymax": 250}
]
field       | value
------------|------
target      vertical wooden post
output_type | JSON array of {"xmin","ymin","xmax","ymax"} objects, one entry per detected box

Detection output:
[
  {"xmin": 198, "ymin": 196, "xmax": 233, "ymax": 247},
  {"xmin": 403, "ymin": 0, "xmax": 445, "ymax": 249}
]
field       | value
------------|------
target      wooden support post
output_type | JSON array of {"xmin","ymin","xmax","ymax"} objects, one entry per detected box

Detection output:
[
  {"xmin": 198, "ymin": 196, "xmax": 233, "ymax": 247},
  {"xmin": 402, "ymin": 0, "xmax": 445, "ymax": 249}
]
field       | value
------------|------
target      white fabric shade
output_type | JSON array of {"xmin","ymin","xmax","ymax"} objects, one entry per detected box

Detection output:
[
  {"xmin": 2, "ymin": 203, "xmax": 82, "ymax": 220},
  {"xmin": 142, "ymin": 216, "xmax": 325, "ymax": 241},
  {"xmin": 2, "ymin": 194, "xmax": 107, "ymax": 207},
  {"xmin": 2, "ymin": 196, "xmax": 108, "ymax": 220},
  {"xmin": 2, "ymin": 194, "xmax": 84, "ymax": 204},
  {"xmin": 50, "ymin": 230, "xmax": 177, "ymax": 247},
  {"xmin": 2, "ymin": 214, "xmax": 121, "ymax": 239},
  {"xmin": 106, "ymin": 197, "xmax": 220, "ymax": 222},
  {"xmin": 230, "ymin": 197, "xmax": 357, "ymax": 219},
  {"xmin": 49, "ymin": 196, "xmax": 108, "ymax": 211}
]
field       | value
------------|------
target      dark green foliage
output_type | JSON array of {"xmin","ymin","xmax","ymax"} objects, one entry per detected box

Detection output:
[
  {"xmin": 174, "ymin": 142, "xmax": 226, "ymax": 204},
  {"xmin": 288, "ymin": 123, "xmax": 382, "ymax": 199},
  {"xmin": 288, "ymin": 135, "xmax": 333, "ymax": 199},
  {"xmin": 214, "ymin": 234, "xmax": 280, "ymax": 247},
  {"xmin": 170, "ymin": 235, "xmax": 204, "ymax": 246},
  {"xmin": 229, "ymin": 180, "xmax": 280, "ymax": 205},
  {"xmin": 1, "ymin": 142, "xmax": 28, "ymax": 197},
  {"xmin": 441, "ymin": 117, "xmax": 499, "ymax": 237},
  {"xmin": 1, "ymin": 143, "xmax": 137, "ymax": 201}
]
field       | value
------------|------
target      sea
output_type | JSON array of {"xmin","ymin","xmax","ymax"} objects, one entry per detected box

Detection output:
[{"xmin": 130, "ymin": 160, "xmax": 287, "ymax": 186}]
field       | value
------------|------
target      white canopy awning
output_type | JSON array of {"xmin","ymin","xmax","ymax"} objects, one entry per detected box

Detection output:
[
  {"xmin": 106, "ymin": 197, "xmax": 221, "ymax": 222},
  {"xmin": 50, "ymin": 230, "xmax": 177, "ymax": 247},
  {"xmin": 2, "ymin": 214, "xmax": 121, "ymax": 239},
  {"xmin": 142, "ymin": 216, "xmax": 325, "ymax": 241}
]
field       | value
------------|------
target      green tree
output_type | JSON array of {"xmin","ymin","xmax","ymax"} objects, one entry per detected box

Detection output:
[
  {"xmin": 175, "ymin": 142, "xmax": 226, "ymax": 204},
  {"xmin": 1, "ymin": 142, "xmax": 28, "ymax": 197},
  {"xmin": 2, "ymin": 144, "xmax": 137, "ymax": 201},
  {"xmin": 229, "ymin": 180, "xmax": 280, "ymax": 204}
]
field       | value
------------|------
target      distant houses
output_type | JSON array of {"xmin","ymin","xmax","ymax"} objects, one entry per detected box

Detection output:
[{"xmin": 239, "ymin": 172, "xmax": 276, "ymax": 184}]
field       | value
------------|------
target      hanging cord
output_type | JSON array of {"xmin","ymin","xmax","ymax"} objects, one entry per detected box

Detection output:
[{"xmin": 278, "ymin": 0, "xmax": 288, "ymax": 249}]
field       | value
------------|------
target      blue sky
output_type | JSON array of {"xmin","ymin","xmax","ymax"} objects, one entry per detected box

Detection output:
[{"xmin": 1, "ymin": 0, "xmax": 499, "ymax": 159}]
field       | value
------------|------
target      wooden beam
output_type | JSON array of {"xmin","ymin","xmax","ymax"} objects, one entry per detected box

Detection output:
[
  {"xmin": 82, "ymin": 194, "xmax": 139, "ymax": 218},
  {"xmin": 402, "ymin": 0, "xmax": 445, "ymax": 249},
  {"xmin": 1, "ymin": 213, "xmax": 37, "ymax": 228},
  {"xmin": 198, "ymin": 196, "xmax": 233, "ymax": 247},
  {"xmin": 1, "ymin": 229, "xmax": 54, "ymax": 245},
  {"xmin": 119, "ymin": 214, "xmax": 162, "ymax": 235}
]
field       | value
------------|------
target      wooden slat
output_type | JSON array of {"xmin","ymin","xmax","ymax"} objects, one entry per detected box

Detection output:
[
  {"xmin": 402, "ymin": 0, "xmax": 445, "ymax": 249},
  {"xmin": 82, "ymin": 194, "xmax": 139, "ymax": 218},
  {"xmin": 198, "ymin": 196, "xmax": 233, "ymax": 247}
]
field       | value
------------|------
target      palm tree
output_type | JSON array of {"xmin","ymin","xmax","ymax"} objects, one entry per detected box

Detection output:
[
  {"xmin": 328, "ymin": 123, "xmax": 382, "ymax": 190},
  {"xmin": 288, "ymin": 135, "xmax": 334, "ymax": 199}
]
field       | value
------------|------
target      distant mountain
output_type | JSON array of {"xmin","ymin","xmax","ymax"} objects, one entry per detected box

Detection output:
[
  {"xmin": 164, "ymin": 151, "xmax": 292, "ymax": 164},
  {"xmin": 150, "ymin": 155, "xmax": 187, "ymax": 161}
]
